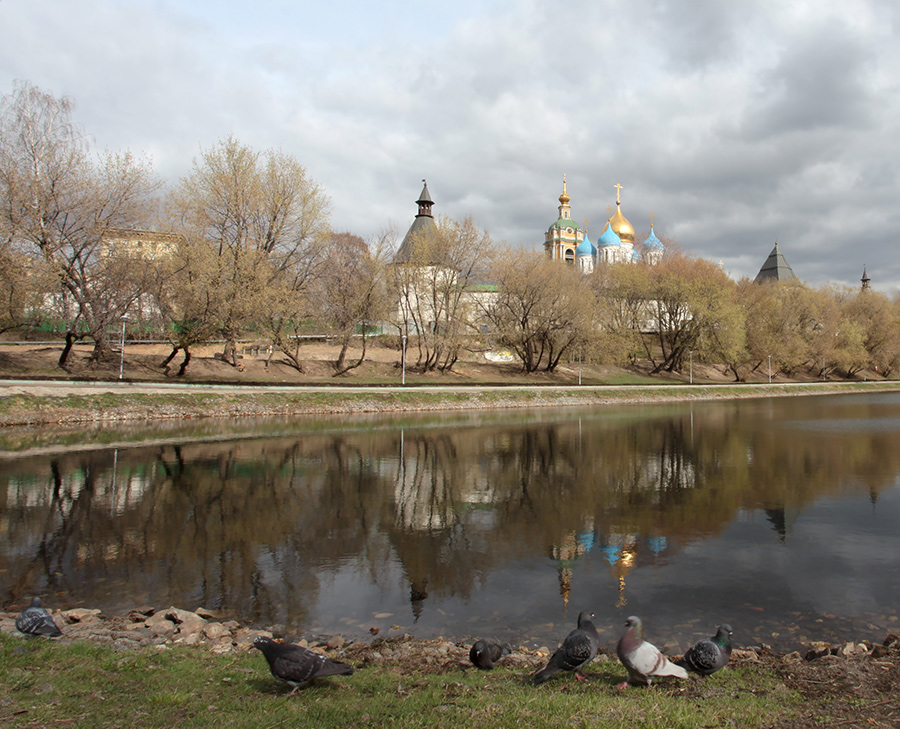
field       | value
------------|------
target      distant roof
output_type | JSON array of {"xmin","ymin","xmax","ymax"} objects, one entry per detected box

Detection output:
[
  {"xmin": 755, "ymin": 243, "xmax": 797, "ymax": 283},
  {"xmin": 394, "ymin": 181, "xmax": 439, "ymax": 264},
  {"xmin": 394, "ymin": 214, "xmax": 438, "ymax": 263}
]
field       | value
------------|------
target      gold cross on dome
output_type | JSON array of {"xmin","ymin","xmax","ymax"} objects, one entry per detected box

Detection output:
[{"xmin": 614, "ymin": 183, "xmax": 623, "ymax": 203}]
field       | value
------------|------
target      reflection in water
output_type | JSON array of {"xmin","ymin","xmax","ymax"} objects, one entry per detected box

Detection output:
[{"xmin": 2, "ymin": 393, "xmax": 900, "ymax": 649}]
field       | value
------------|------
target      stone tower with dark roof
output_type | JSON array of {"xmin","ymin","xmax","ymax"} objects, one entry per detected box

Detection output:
[
  {"xmin": 394, "ymin": 180, "xmax": 438, "ymax": 264},
  {"xmin": 754, "ymin": 243, "xmax": 797, "ymax": 283}
]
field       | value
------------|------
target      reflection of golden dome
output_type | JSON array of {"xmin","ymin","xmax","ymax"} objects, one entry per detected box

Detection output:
[{"xmin": 609, "ymin": 203, "xmax": 634, "ymax": 244}]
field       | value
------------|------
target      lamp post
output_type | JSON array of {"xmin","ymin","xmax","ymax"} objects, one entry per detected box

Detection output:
[
  {"xmin": 118, "ymin": 314, "xmax": 129, "ymax": 381},
  {"xmin": 401, "ymin": 332, "xmax": 407, "ymax": 386},
  {"xmin": 768, "ymin": 354, "xmax": 772, "ymax": 384},
  {"xmin": 689, "ymin": 350, "xmax": 693, "ymax": 384},
  {"xmin": 578, "ymin": 345, "xmax": 582, "ymax": 386}
]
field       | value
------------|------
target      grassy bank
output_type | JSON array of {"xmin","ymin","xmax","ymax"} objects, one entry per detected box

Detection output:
[
  {"xmin": 0, "ymin": 633, "xmax": 799, "ymax": 729},
  {"xmin": 2, "ymin": 380, "xmax": 900, "ymax": 429}
]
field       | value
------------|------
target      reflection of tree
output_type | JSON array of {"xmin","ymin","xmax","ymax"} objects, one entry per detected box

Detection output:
[{"xmin": 4, "ymin": 396, "xmax": 900, "ymax": 626}]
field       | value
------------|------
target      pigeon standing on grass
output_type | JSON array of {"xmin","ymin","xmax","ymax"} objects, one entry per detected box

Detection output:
[
  {"xmin": 15, "ymin": 597, "xmax": 63, "ymax": 637},
  {"xmin": 253, "ymin": 636, "xmax": 354, "ymax": 693},
  {"xmin": 616, "ymin": 615, "xmax": 688, "ymax": 687},
  {"xmin": 469, "ymin": 638, "xmax": 511, "ymax": 669},
  {"xmin": 533, "ymin": 611, "xmax": 600, "ymax": 684},
  {"xmin": 676, "ymin": 624, "xmax": 733, "ymax": 676}
]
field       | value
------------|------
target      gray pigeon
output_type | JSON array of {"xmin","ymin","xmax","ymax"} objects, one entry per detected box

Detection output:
[
  {"xmin": 469, "ymin": 638, "xmax": 511, "ymax": 669},
  {"xmin": 15, "ymin": 597, "xmax": 63, "ymax": 638},
  {"xmin": 253, "ymin": 636, "xmax": 354, "ymax": 693},
  {"xmin": 676, "ymin": 624, "xmax": 733, "ymax": 676},
  {"xmin": 533, "ymin": 611, "xmax": 600, "ymax": 684},
  {"xmin": 616, "ymin": 615, "xmax": 688, "ymax": 687}
]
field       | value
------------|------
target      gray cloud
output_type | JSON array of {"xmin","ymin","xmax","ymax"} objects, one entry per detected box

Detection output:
[{"xmin": 1, "ymin": 0, "xmax": 899, "ymax": 291}]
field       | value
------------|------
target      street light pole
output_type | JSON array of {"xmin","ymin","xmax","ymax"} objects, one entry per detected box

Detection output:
[
  {"xmin": 401, "ymin": 333, "xmax": 407, "ymax": 386},
  {"xmin": 689, "ymin": 350, "xmax": 693, "ymax": 384},
  {"xmin": 118, "ymin": 314, "xmax": 129, "ymax": 381},
  {"xmin": 768, "ymin": 354, "xmax": 772, "ymax": 384}
]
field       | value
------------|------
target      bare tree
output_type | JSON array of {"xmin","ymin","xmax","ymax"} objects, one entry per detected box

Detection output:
[
  {"xmin": 168, "ymin": 136, "xmax": 330, "ymax": 368},
  {"xmin": 308, "ymin": 231, "xmax": 393, "ymax": 375},
  {"xmin": 480, "ymin": 248, "xmax": 594, "ymax": 373},
  {"xmin": 0, "ymin": 81, "xmax": 160, "ymax": 367}
]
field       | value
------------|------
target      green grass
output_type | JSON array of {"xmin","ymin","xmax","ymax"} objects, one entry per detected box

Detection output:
[{"xmin": 0, "ymin": 635, "xmax": 800, "ymax": 729}]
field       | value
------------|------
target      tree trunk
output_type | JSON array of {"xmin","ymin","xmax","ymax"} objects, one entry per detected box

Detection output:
[
  {"xmin": 222, "ymin": 337, "xmax": 243, "ymax": 370},
  {"xmin": 58, "ymin": 331, "xmax": 79, "ymax": 368},
  {"xmin": 161, "ymin": 346, "xmax": 181, "ymax": 369},
  {"xmin": 177, "ymin": 346, "xmax": 192, "ymax": 376},
  {"xmin": 333, "ymin": 332, "xmax": 368, "ymax": 376}
]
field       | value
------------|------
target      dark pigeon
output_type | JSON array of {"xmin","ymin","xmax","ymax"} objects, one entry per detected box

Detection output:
[
  {"xmin": 469, "ymin": 638, "xmax": 511, "ymax": 669},
  {"xmin": 533, "ymin": 611, "xmax": 600, "ymax": 684},
  {"xmin": 677, "ymin": 624, "xmax": 733, "ymax": 676},
  {"xmin": 15, "ymin": 597, "xmax": 63, "ymax": 638},
  {"xmin": 616, "ymin": 615, "xmax": 688, "ymax": 687},
  {"xmin": 253, "ymin": 636, "xmax": 354, "ymax": 693}
]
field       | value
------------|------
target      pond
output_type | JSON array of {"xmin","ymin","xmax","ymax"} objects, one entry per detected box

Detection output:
[{"xmin": 2, "ymin": 392, "xmax": 899, "ymax": 652}]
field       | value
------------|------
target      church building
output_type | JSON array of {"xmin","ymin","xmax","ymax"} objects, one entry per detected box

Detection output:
[{"xmin": 544, "ymin": 177, "xmax": 663, "ymax": 272}]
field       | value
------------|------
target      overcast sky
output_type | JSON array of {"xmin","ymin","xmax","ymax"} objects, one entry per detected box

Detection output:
[{"xmin": 2, "ymin": 0, "xmax": 899, "ymax": 291}]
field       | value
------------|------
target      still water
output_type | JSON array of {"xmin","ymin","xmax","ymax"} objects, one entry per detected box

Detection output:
[{"xmin": 2, "ymin": 392, "xmax": 899, "ymax": 652}]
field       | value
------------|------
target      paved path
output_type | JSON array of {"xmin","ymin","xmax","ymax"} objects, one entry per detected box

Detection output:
[{"xmin": 0, "ymin": 377, "xmax": 893, "ymax": 397}]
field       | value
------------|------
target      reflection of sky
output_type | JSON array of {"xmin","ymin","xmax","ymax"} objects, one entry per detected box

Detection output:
[{"xmin": 305, "ymin": 483, "xmax": 900, "ymax": 650}]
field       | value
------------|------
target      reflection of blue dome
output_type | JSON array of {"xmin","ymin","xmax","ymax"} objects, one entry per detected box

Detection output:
[
  {"xmin": 600, "ymin": 544, "xmax": 619, "ymax": 565},
  {"xmin": 647, "ymin": 536, "xmax": 668, "ymax": 555},
  {"xmin": 597, "ymin": 224, "xmax": 621, "ymax": 248},
  {"xmin": 645, "ymin": 227, "xmax": 664, "ymax": 251},
  {"xmin": 576, "ymin": 233, "xmax": 596, "ymax": 257},
  {"xmin": 577, "ymin": 530, "xmax": 595, "ymax": 552}
]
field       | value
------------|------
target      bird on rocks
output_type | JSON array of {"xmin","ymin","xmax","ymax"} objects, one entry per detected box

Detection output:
[
  {"xmin": 469, "ymin": 638, "xmax": 511, "ymax": 670},
  {"xmin": 252, "ymin": 636, "xmax": 354, "ymax": 693},
  {"xmin": 616, "ymin": 615, "xmax": 688, "ymax": 687},
  {"xmin": 533, "ymin": 611, "xmax": 600, "ymax": 684},
  {"xmin": 15, "ymin": 597, "xmax": 63, "ymax": 638},
  {"xmin": 676, "ymin": 624, "xmax": 733, "ymax": 676}
]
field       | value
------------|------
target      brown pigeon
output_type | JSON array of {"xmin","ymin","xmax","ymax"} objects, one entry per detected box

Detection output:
[{"xmin": 253, "ymin": 636, "xmax": 354, "ymax": 693}]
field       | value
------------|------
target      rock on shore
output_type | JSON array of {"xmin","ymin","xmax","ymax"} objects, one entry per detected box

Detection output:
[{"xmin": 3, "ymin": 605, "xmax": 900, "ymax": 679}]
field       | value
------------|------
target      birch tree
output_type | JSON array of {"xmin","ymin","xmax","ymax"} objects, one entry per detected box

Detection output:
[{"xmin": 0, "ymin": 81, "xmax": 160, "ymax": 366}]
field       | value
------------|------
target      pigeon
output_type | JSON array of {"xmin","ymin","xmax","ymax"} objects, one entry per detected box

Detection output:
[
  {"xmin": 253, "ymin": 636, "xmax": 354, "ymax": 693},
  {"xmin": 533, "ymin": 611, "xmax": 600, "ymax": 684},
  {"xmin": 676, "ymin": 624, "xmax": 733, "ymax": 676},
  {"xmin": 616, "ymin": 615, "xmax": 688, "ymax": 687},
  {"xmin": 15, "ymin": 597, "xmax": 63, "ymax": 637},
  {"xmin": 469, "ymin": 638, "xmax": 511, "ymax": 669}
]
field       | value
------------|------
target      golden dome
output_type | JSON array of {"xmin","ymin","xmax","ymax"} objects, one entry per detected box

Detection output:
[
  {"xmin": 607, "ymin": 183, "xmax": 634, "ymax": 243},
  {"xmin": 558, "ymin": 174, "xmax": 570, "ymax": 205},
  {"xmin": 609, "ymin": 204, "xmax": 634, "ymax": 244}
]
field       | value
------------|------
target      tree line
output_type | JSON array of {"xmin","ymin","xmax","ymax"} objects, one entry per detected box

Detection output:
[{"xmin": 2, "ymin": 81, "xmax": 898, "ymax": 381}]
